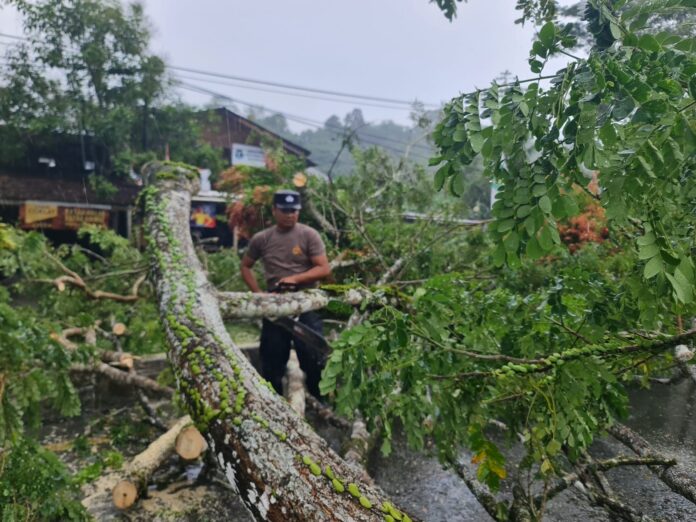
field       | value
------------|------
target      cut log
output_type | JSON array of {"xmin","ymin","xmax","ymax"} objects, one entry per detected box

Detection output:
[
  {"xmin": 101, "ymin": 350, "xmax": 135, "ymax": 370},
  {"xmin": 175, "ymin": 425, "xmax": 208, "ymax": 461},
  {"xmin": 82, "ymin": 416, "xmax": 193, "ymax": 515},
  {"xmin": 112, "ymin": 415, "xmax": 193, "ymax": 509},
  {"xmin": 285, "ymin": 349, "xmax": 305, "ymax": 417},
  {"xmin": 142, "ymin": 161, "xmax": 413, "ymax": 522},
  {"xmin": 112, "ymin": 322, "xmax": 127, "ymax": 336}
]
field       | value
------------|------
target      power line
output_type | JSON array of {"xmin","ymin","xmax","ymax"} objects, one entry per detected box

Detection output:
[
  {"xmin": 0, "ymin": 33, "xmax": 25, "ymax": 41},
  {"xmin": 172, "ymin": 73, "xmax": 419, "ymax": 112},
  {"xmin": 169, "ymin": 65, "xmax": 438, "ymax": 108},
  {"xmin": 0, "ymin": 33, "xmax": 439, "ymax": 108}
]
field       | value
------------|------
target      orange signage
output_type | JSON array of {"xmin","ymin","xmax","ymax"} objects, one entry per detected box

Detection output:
[
  {"xmin": 20, "ymin": 203, "xmax": 109, "ymax": 230},
  {"xmin": 24, "ymin": 203, "xmax": 59, "ymax": 224}
]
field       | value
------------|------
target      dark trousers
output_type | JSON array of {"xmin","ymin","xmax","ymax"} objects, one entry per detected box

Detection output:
[{"xmin": 259, "ymin": 311, "xmax": 324, "ymax": 399}]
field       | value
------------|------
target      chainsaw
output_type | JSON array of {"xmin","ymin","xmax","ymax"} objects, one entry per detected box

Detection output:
[{"xmin": 268, "ymin": 282, "xmax": 331, "ymax": 362}]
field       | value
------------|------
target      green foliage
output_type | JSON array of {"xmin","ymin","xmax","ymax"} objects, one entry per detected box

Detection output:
[
  {"xmin": 73, "ymin": 449, "xmax": 124, "ymax": 485},
  {"xmin": 312, "ymin": 146, "xmax": 488, "ymax": 282},
  {"xmin": 320, "ymin": 2, "xmax": 696, "ymax": 506},
  {"xmin": 204, "ymin": 248, "xmax": 246, "ymax": 292},
  {"xmin": 0, "ymin": 224, "xmax": 166, "ymax": 444},
  {"xmin": 0, "ymin": 438, "xmax": 89, "ymax": 521},
  {"xmin": 323, "ymin": 244, "xmax": 689, "ymax": 491},
  {"xmin": 432, "ymin": 0, "xmax": 696, "ymax": 306},
  {"xmin": 0, "ymin": 284, "xmax": 80, "ymax": 446}
]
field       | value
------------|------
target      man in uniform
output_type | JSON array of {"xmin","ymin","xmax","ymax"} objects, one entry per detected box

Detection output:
[{"xmin": 240, "ymin": 189, "xmax": 331, "ymax": 398}]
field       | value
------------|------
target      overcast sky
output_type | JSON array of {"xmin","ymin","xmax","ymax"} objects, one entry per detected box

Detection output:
[{"xmin": 1, "ymin": 0, "xmax": 575, "ymax": 131}]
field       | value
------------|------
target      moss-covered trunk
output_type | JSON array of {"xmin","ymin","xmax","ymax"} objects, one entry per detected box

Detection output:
[{"xmin": 142, "ymin": 162, "xmax": 411, "ymax": 522}]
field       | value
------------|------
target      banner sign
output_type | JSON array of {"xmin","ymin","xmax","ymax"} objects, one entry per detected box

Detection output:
[
  {"xmin": 20, "ymin": 203, "xmax": 109, "ymax": 230},
  {"xmin": 24, "ymin": 203, "xmax": 59, "ymax": 224},
  {"xmin": 190, "ymin": 203, "xmax": 217, "ymax": 229},
  {"xmin": 231, "ymin": 143, "xmax": 266, "ymax": 168}
]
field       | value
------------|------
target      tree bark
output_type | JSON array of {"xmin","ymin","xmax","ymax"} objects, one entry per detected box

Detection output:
[
  {"xmin": 142, "ymin": 162, "xmax": 413, "ymax": 522},
  {"xmin": 217, "ymin": 288, "xmax": 367, "ymax": 320},
  {"xmin": 609, "ymin": 423, "xmax": 696, "ymax": 505}
]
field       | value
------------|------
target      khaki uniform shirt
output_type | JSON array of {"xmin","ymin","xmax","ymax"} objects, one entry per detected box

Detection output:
[{"xmin": 246, "ymin": 223, "xmax": 326, "ymax": 289}]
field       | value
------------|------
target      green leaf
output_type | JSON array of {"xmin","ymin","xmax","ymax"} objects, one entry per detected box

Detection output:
[
  {"xmin": 677, "ymin": 257, "xmax": 695, "ymax": 284},
  {"xmin": 546, "ymin": 439, "xmax": 562, "ymax": 456},
  {"xmin": 498, "ymin": 219, "xmax": 515, "ymax": 233},
  {"xmin": 453, "ymin": 129, "xmax": 467, "ymax": 142},
  {"xmin": 609, "ymin": 23, "xmax": 622, "ymax": 41},
  {"xmin": 562, "ymin": 196, "xmax": 579, "ymax": 217},
  {"xmin": 637, "ymin": 34, "xmax": 660, "ymax": 52},
  {"xmin": 450, "ymin": 171, "xmax": 465, "ymax": 196},
  {"xmin": 638, "ymin": 243, "xmax": 660, "ymax": 260},
  {"xmin": 428, "ymin": 155, "xmax": 443, "ymax": 166},
  {"xmin": 636, "ymin": 233, "xmax": 655, "ymax": 246},
  {"xmin": 539, "ymin": 22, "xmax": 556, "ymax": 48},
  {"xmin": 492, "ymin": 243, "xmax": 506, "ymax": 267},
  {"xmin": 503, "ymin": 231, "xmax": 520, "ymax": 252},
  {"xmin": 689, "ymin": 75, "xmax": 696, "ymax": 102},
  {"xmin": 524, "ymin": 216, "xmax": 536, "ymax": 236},
  {"xmin": 538, "ymin": 226, "xmax": 554, "ymax": 251},
  {"xmin": 644, "ymin": 256, "xmax": 663, "ymax": 279},
  {"xmin": 532, "ymin": 184, "xmax": 547, "ymax": 197},
  {"xmin": 434, "ymin": 165, "xmax": 449, "ymax": 191},
  {"xmin": 538, "ymin": 195, "xmax": 552, "ymax": 214},
  {"xmin": 526, "ymin": 236, "xmax": 543, "ymax": 259},
  {"xmin": 516, "ymin": 205, "xmax": 532, "ymax": 219},
  {"xmin": 470, "ymin": 133, "xmax": 485, "ymax": 153},
  {"xmin": 665, "ymin": 272, "xmax": 693, "ymax": 304}
]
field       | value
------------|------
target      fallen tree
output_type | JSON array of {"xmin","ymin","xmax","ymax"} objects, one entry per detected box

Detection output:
[{"xmin": 142, "ymin": 161, "xmax": 412, "ymax": 521}]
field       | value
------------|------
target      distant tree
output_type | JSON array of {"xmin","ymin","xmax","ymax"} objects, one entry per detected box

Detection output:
[{"xmin": 0, "ymin": 0, "xmax": 224, "ymax": 180}]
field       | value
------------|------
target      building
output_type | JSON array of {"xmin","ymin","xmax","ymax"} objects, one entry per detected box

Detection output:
[
  {"xmin": 0, "ymin": 133, "xmax": 139, "ymax": 243},
  {"xmin": 200, "ymin": 107, "xmax": 313, "ymax": 169},
  {"xmin": 0, "ymin": 109, "xmax": 315, "ymax": 245}
]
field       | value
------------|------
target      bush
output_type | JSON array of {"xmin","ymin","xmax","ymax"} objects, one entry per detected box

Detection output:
[{"xmin": 0, "ymin": 438, "xmax": 89, "ymax": 521}]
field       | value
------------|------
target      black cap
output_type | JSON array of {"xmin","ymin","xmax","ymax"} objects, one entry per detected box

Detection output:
[{"xmin": 273, "ymin": 189, "xmax": 302, "ymax": 209}]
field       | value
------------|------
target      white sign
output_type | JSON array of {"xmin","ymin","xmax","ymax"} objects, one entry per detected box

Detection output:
[{"xmin": 231, "ymin": 143, "xmax": 266, "ymax": 168}]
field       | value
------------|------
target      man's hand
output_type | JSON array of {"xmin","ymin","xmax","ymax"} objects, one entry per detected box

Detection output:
[{"xmin": 278, "ymin": 275, "xmax": 300, "ymax": 286}]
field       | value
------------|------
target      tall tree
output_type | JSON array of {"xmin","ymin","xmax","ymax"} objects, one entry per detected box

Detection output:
[
  {"xmin": 0, "ymin": 0, "xmax": 165, "ymax": 173},
  {"xmin": 0, "ymin": 0, "xmax": 224, "ymax": 179}
]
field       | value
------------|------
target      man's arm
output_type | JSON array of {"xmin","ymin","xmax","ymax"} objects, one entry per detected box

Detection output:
[
  {"xmin": 278, "ymin": 254, "xmax": 331, "ymax": 287},
  {"xmin": 240, "ymin": 255, "xmax": 262, "ymax": 293}
]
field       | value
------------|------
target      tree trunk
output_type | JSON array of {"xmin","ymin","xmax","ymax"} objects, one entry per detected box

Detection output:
[{"xmin": 142, "ymin": 162, "xmax": 413, "ymax": 522}]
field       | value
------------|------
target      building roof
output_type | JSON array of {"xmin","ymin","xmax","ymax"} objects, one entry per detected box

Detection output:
[
  {"xmin": 0, "ymin": 170, "xmax": 140, "ymax": 207},
  {"xmin": 202, "ymin": 108, "xmax": 315, "ymax": 166}
]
